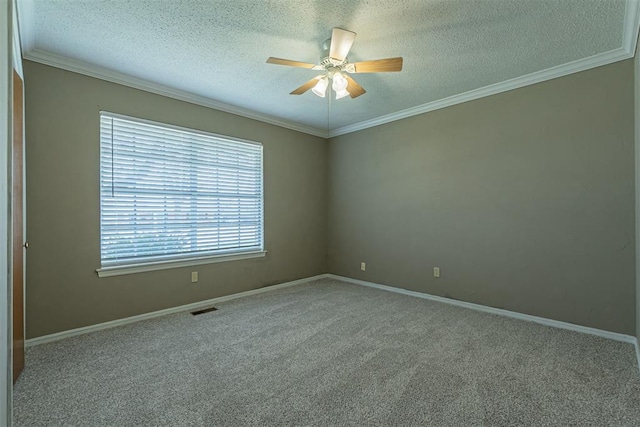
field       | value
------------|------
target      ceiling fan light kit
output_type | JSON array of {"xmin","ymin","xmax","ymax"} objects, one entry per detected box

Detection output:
[
  {"xmin": 331, "ymin": 72, "xmax": 350, "ymax": 99},
  {"xmin": 312, "ymin": 76, "xmax": 328, "ymax": 97},
  {"xmin": 335, "ymin": 89, "xmax": 350, "ymax": 100},
  {"xmin": 267, "ymin": 27, "xmax": 403, "ymax": 100}
]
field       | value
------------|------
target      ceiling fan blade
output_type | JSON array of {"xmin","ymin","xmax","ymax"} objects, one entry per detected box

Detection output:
[
  {"xmin": 345, "ymin": 75, "xmax": 366, "ymax": 98},
  {"xmin": 330, "ymin": 28, "xmax": 356, "ymax": 61},
  {"xmin": 352, "ymin": 57, "xmax": 403, "ymax": 73},
  {"xmin": 266, "ymin": 57, "xmax": 316, "ymax": 69},
  {"xmin": 290, "ymin": 76, "xmax": 322, "ymax": 95}
]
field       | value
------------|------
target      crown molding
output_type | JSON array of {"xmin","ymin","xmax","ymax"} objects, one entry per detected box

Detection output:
[
  {"xmin": 16, "ymin": 0, "xmax": 640, "ymax": 140},
  {"xmin": 22, "ymin": 49, "xmax": 329, "ymax": 138},
  {"xmin": 624, "ymin": 0, "xmax": 640, "ymax": 55},
  {"xmin": 15, "ymin": 0, "xmax": 34, "ymax": 53},
  {"xmin": 330, "ymin": 0, "xmax": 640, "ymax": 137},
  {"xmin": 329, "ymin": 47, "xmax": 632, "ymax": 137}
]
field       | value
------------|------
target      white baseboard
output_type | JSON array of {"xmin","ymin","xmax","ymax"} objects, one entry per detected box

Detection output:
[
  {"xmin": 326, "ymin": 274, "xmax": 637, "ymax": 346},
  {"xmin": 25, "ymin": 274, "xmax": 328, "ymax": 347},
  {"xmin": 26, "ymin": 271, "xmax": 640, "ymax": 376}
]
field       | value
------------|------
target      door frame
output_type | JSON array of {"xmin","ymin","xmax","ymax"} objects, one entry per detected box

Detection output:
[
  {"xmin": 1, "ymin": 0, "xmax": 15, "ymax": 424},
  {"xmin": 12, "ymin": 68, "xmax": 24, "ymax": 384}
]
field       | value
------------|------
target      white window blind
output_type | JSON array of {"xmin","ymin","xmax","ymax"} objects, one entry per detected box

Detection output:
[{"xmin": 99, "ymin": 112, "xmax": 264, "ymax": 268}]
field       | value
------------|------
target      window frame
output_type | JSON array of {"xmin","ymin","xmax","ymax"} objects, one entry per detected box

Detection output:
[{"xmin": 96, "ymin": 112, "xmax": 266, "ymax": 278}]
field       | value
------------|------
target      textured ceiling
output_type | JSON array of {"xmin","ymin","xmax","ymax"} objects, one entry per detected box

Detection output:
[{"xmin": 18, "ymin": 0, "xmax": 638, "ymax": 136}]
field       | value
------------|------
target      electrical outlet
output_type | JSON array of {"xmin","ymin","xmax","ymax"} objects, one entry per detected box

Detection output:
[
  {"xmin": 433, "ymin": 267, "xmax": 440, "ymax": 278},
  {"xmin": 191, "ymin": 271, "xmax": 199, "ymax": 283},
  {"xmin": 361, "ymin": 262, "xmax": 366, "ymax": 271}
]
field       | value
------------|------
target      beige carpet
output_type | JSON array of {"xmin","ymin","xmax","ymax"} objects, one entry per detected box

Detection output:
[{"xmin": 14, "ymin": 278, "xmax": 640, "ymax": 426}]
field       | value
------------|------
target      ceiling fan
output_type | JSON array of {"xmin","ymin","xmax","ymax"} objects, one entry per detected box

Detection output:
[{"xmin": 266, "ymin": 28, "xmax": 403, "ymax": 100}]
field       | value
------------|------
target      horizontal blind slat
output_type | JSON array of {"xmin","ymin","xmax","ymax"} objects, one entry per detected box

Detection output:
[{"xmin": 100, "ymin": 112, "xmax": 264, "ymax": 265}]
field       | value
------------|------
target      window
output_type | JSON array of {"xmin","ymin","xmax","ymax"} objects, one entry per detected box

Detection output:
[{"xmin": 97, "ymin": 112, "xmax": 264, "ymax": 276}]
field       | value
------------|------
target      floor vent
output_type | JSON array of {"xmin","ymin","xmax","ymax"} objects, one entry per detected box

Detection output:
[{"xmin": 191, "ymin": 307, "xmax": 218, "ymax": 316}]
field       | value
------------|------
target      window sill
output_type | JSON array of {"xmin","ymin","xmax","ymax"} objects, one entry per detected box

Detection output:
[{"xmin": 96, "ymin": 250, "xmax": 267, "ymax": 278}]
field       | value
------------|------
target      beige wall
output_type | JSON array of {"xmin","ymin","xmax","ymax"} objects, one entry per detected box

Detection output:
[
  {"xmin": 25, "ymin": 57, "xmax": 638, "ymax": 338},
  {"xmin": 328, "ymin": 60, "xmax": 636, "ymax": 335},
  {"xmin": 24, "ymin": 61, "xmax": 327, "ymax": 338}
]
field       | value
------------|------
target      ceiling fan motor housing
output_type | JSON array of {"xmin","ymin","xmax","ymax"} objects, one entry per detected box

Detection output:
[{"xmin": 266, "ymin": 27, "xmax": 400, "ymax": 98}]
